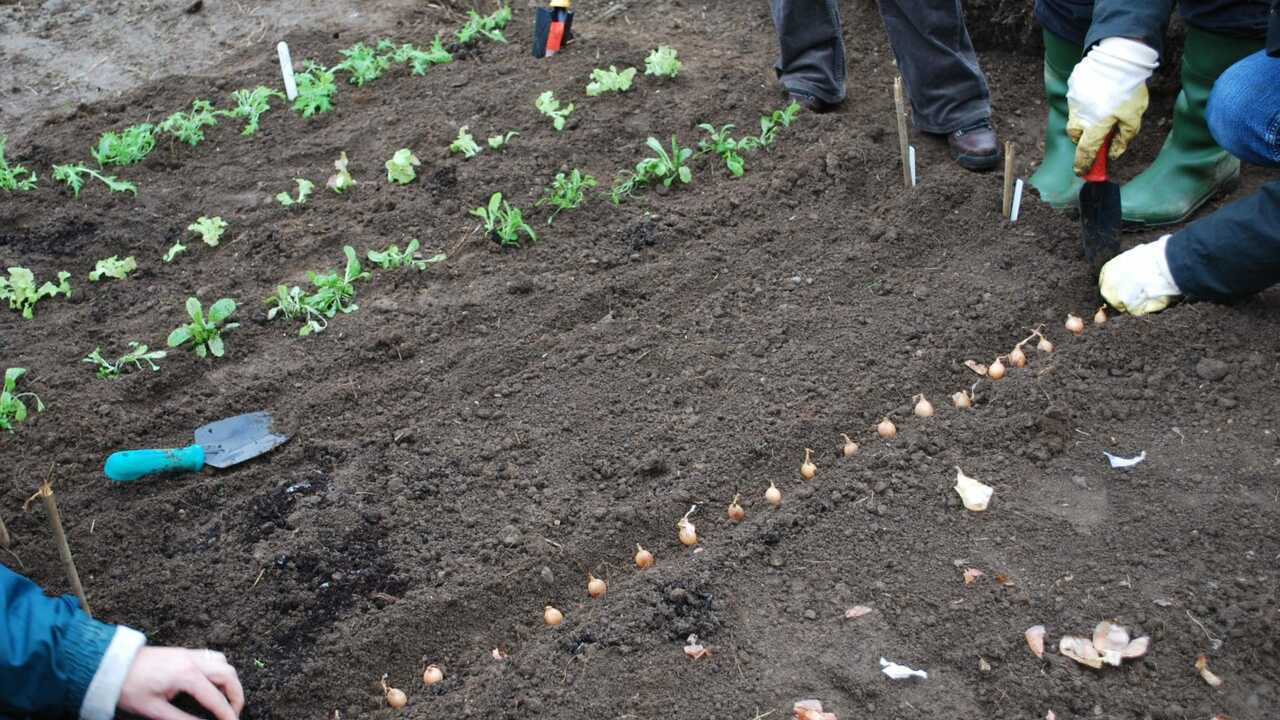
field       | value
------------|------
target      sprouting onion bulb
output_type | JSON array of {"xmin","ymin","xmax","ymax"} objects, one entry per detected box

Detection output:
[
  {"xmin": 952, "ymin": 390, "xmax": 972, "ymax": 409},
  {"xmin": 913, "ymin": 394, "xmax": 935, "ymax": 418},
  {"xmin": 381, "ymin": 674, "xmax": 407, "ymax": 709},
  {"xmin": 634, "ymin": 544, "xmax": 654, "ymax": 569},
  {"xmin": 1065, "ymin": 314, "xmax": 1085, "ymax": 335},
  {"xmin": 877, "ymin": 417, "xmax": 897, "ymax": 439},
  {"xmin": 1037, "ymin": 335, "xmax": 1054, "ymax": 353},
  {"xmin": 840, "ymin": 433, "xmax": 858, "ymax": 457},
  {"xmin": 1008, "ymin": 345, "xmax": 1027, "ymax": 368},
  {"xmin": 677, "ymin": 506, "xmax": 699, "ymax": 546},
  {"xmin": 544, "ymin": 605, "xmax": 564, "ymax": 626},
  {"xmin": 765, "ymin": 481, "xmax": 782, "ymax": 507},
  {"xmin": 1094, "ymin": 306, "xmax": 1108, "ymax": 325},
  {"xmin": 727, "ymin": 494, "xmax": 745, "ymax": 522},
  {"xmin": 423, "ymin": 664, "xmax": 443, "ymax": 686},
  {"xmin": 800, "ymin": 448, "xmax": 816, "ymax": 480},
  {"xmin": 587, "ymin": 574, "xmax": 607, "ymax": 598},
  {"xmin": 988, "ymin": 357, "xmax": 1007, "ymax": 380}
]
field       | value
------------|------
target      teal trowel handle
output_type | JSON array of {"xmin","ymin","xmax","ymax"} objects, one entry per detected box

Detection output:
[{"xmin": 104, "ymin": 445, "xmax": 205, "ymax": 482}]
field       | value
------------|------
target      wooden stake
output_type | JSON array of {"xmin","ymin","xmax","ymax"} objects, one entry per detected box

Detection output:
[
  {"xmin": 35, "ymin": 477, "xmax": 92, "ymax": 617},
  {"xmin": 1002, "ymin": 141, "xmax": 1016, "ymax": 218},
  {"xmin": 893, "ymin": 76, "xmax": 911, "ymax": 188}
]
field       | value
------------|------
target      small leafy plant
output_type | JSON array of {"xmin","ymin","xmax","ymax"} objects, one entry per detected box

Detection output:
[
  {"xmin": 393, "ymin": 35, "xmax": 452, "ymax": 75},
  {"xmin": 471, "ymin": 192, "xmax": 537, "ymax": 247},
  {"xmin": 0, "ymin": 135, "xmax": 37, "ymax": 191},
  {"xmin": 89, "ymin": 255, "xmax": 137, "ymax": 282},
  {"xmin": 537, "ymin": 169, "xmax": 597, "ymax": 224},
  {"xmin": 0, "ymin": 368, "xmax": 43, "ymax": 432},
  {"xmin": 293, "ymin": 62, "xmax": 338, "ymax": 117},
  {"xmin": 304, "ymin": 246, "xmax": 370, "ymax": 317},
  {"xmin": 327, "ymin": 151, "xmax": 356, "ymax": 192},
  {"xmin": 385, "ymin": 149, "xmax": 421, "ymax": 184},
  {"xmin": 367, "ymin": 239, "xmax": 446, "ymax": 271},
  {"xmin": 450, "ymin": 127, "xmax": 482, "ymax": 158},
  {"xmin": 536, "ymin": 91, "xmax": 574, "ymax": 131},
  {"xmin": 456, "ymin": 5, "xmax": 512, "ymax": 44},
  {"xmin": 51, "ymin": 164, "xmax": 137, "ymax": 197},
  {"xmin": 0, "ymin": 268, "xmax": 71, "ymax": 319},
  {"xmin": 92, "ymin": 124, "xmax": 156, "ymax": 166},
  {"xmin": 188, "ymin": 216, "xmax": 227, "ymax": 247},
  {"xmin": 276, "ymin": 178, "xmax": 314, "ymax": 207},
  {"xmin": 611, "ymin": 136, "xmax": 694, "ymax": 203},
  {"xmin": 487, "ymin": 131, "xmax": 518, "ymax": 151},
  {"xmin": 163, "ymin": 242, "xmax": 187, "ymax": 263},
  {"xmin": 158, "ymin": 99, "xmax": 220, "ymax": 145},
  {"xmin": 645, "ymin": 46, "xmax": 681, "ymax": 78},
  {"xmin": 167, "ymin": 297, "xmax": 238, "ymax": 358},
  {"xmin": 697, "ymin": 123, "xmax": 759, "ymax": 177},
  {"xmin": 264, "ymin": 285, "xmax": 328, "ymax": 337},
  {"xmin": 758, "ymin": 100, "xmax": 802, "ymax": 147},
  {"xmin": 82, "ymin": 343, "xmax": 166, "ymax": 379},
  {"xmin": 224, "ymin": 86, "xmax": 285, "ymax": 136},
  {"xmin": 334, "ymin": 42, "xmax": 391, "ymax": 86},
  {"xmin": 586, "ymin": 66, "xmax": 637, "ymax": 96}
]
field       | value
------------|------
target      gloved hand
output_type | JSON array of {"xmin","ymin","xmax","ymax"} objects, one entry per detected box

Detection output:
[
  {"xmin": 1099, "ymin": 234, "xmax": 1182, "ymax": 315},
  {"xmin": 1066, "ymin": 37, "xmax": 1159, "ymax": 176}
]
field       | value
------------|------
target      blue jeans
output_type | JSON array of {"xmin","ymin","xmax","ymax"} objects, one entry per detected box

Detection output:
[{"xmin": 1207, "ymin": 49, "xmax": 1280, "ymax": 166}]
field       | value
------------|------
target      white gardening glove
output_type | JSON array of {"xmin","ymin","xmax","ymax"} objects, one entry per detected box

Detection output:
[
  {"xmin": 1066, "ymin": 37, "xmax": 1159, "ymax": 176},
  {"xmin": 1099, "ymin": 234, "xmax": 1182, "ymax": 315}
]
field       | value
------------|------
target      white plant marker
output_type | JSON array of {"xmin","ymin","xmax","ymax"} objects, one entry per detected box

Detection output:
[
  {"xmin": 908, "ymin": 145, "xmax": 917, "ymax": 187},
  {"xmin": 1011, "ymin": 179, "xmax": 1024, "ymax": 222},
  {"xmin": 277, "ymin": 41, "xmax": 298, "ymax": 101}
]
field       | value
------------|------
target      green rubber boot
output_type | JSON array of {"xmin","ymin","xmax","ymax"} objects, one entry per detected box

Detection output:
[
  {"xmin": 1029, "ymin": 29, "xmax": 1084, "ymax": 209},
  {"xmin": 1121, "ymin": 27, "xmax": 1265, "ymax": 227}
]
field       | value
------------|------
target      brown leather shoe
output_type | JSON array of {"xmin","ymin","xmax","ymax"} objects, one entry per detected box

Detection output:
[
  {"xmin": 947, "ymin": 122, "xmax": 1001, "ymax": 172},
  {"xmin": 788, "ymin": 91, "xmax": 841, "ymax": 114}
]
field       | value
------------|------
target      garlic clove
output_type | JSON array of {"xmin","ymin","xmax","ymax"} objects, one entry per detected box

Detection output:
[
  {"xmin": 1092, "ymin": 621, "xmax": 1131, "ymax": 664},
  {"xmin": 1059, "ymin": 635, "xmax": 1104, "ymax": 669},
  {"xmin": 683, "ymin": 634, "xmax": 709, "ymax": 660},
  {"xmin": 954, "ymin": 467, "xmax": 994, "ymax": 511},
  {"xmin": 844, "ymin": 605, "xmax": 873, "ymax": 619},
  {"xmin": 963, "ymin": 567, "xmax": 984, "ymax": 585},
  {"xmin": 1121, "ymin": 635, "xmax": 1150, "ymax": 659},
  {"xmin": 1025, "ymin": 625, "xmax": 1046, "ymax": 658},
  {"xmin": 964, "ymin": 359, "xmax": 989, "ymax": 376},
  {"xmin": 1195, "ymin": 655, "xmax": 1223, "ymax": 687}
]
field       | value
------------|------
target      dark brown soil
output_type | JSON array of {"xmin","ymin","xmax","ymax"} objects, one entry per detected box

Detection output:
[{"xmin": 2, "ymin": 2, "xmax": 1278, "ymax": 719}]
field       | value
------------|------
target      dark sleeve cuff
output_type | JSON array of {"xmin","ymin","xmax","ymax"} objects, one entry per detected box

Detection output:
[
  {"xmin": 1084, "ymin": 0, "xmax": 1175, "ymax": 59},
  {"xmin": 59, "ymin": 611, "xmax": 116, "ymax": 713}
]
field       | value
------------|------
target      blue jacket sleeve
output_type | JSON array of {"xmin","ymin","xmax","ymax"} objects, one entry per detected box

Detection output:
[
  {"xmin": 0, "ymin": 565, "xmax": 115, "ymax": 717},
  {"xmin": 1166, "ymin": 180, "xmax": 1280, "ymax": 302}
]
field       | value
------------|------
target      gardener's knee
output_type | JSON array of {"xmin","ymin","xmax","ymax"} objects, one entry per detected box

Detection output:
[{"xmin": 1207, "ymin": 50, "xmax": 1280, "ymax": 167}]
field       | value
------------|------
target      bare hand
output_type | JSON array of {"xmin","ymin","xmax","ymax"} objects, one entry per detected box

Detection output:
[{"xmin": 117, "ymin": 647, "xmax": 245, "ymax": 720}]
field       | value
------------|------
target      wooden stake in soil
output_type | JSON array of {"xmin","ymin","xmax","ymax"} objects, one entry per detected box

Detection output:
[
  {"xmin": 893, "ymin": 76, "xmax": 912, "ymax": 188},
  {"xmin": 1002, "ymin": 141, "xmax": 1016, "ymax": 218},
  {"xmin": 34, "ymin": 478, "xmax": 92, "ymax": 617}
]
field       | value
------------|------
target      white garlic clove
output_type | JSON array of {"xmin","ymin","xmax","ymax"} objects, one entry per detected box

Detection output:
[
  {"xmin": 1025, "ymin": 625, "xmax": 1046, "ymax": 658},
  {"xmin": 954, "ymin": 467, "xmax": 994, "ymax": 511},
  {"xmin": 1059, "ymin": 635, "xmax": 1104, "ymax": 669},
  {"xmin": 1195, "ymin": 655, "xmax": 1223, "ymax": 687},
  {"xmin": 1121, "ymin": 635, "xmax": 1150, "ymax": 659},
  {"xmin": 844, "ymin": 605, "xmax": 873, "ymax": 619}
]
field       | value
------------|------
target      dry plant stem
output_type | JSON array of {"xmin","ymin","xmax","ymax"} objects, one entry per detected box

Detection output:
[
  {"xmin": 1002, "ymin": 141, "xmax": 1016, "ymax": 218},
  {"xmin": 893, "ymin": 76, "xmax": 911, "ymax": 189},
  {"xmin": 37, "ymin": 480, "xmax": 92, "ymax": 617},
  {"xmin": 0, "ymin": 514, "xmax": 10, "ymax": 548}
]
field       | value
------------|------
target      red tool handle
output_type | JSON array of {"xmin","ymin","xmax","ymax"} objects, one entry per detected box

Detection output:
[{"xmin": 1083, "ymin": 132, "xmax": 1114, "ymax": 182}]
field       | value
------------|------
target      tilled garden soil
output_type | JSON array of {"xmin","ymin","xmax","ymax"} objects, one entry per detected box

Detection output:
[{"xmin": 2, "ymin": 2, "xmax": 1278, "ymax": 719}]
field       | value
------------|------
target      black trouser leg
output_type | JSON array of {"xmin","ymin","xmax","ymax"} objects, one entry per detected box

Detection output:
[{"xmin": 770, "ymin": 0, "xmax": 846, "ymax": 105}]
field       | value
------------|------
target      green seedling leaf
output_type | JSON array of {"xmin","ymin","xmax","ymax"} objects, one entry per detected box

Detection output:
[
  {"xmin": 0, "ymin": 135, "xmax": 37, "ymax": 191},
  {"xmin": 83, "ymin": 342, "xmax": 166, "ymax": 379},
  {"xmin": 91, "ymin": 124, "xmax": 156, "ymax": 166},
  {"xmin": 168, "ymin": 296, "xmax": 238, "ymax": 358},
  {"xmin": 334, "ymin": 42, "xmax": 391, "ymax": 86},
  {"xmin": 158, "ymin": 99, "xmax": 220, "ymax": 146},
  {"xmin": 163, "ymin": 242, "xmax": 187, "ymax": 263},
  {"xmin": 487, "ymin": 131, "xmax": 518, "ymax": 151},
  {"xmin": 456, "ymin": 5, "xmax": 511, "ymax": 45},
  {"xmin": 537, "ymin": 169, "xmax": 596, "ymax": 224},
  {"xmin": 0, "ymin": 268, "xmax": 71, "ymax": 319},
  {"xmin": 327, "ymin": 151, "xmax": 356, "ymax": 193},
  {"xmin": 302, "ymin": 245, "xmax": 370, "ymax": 319},
  {"xmin": 385, "ymin": 148, "xmax": 420, "ymax": 184},
  {"xmin": 293, "ymin": 62, "xmax": 338, "ymax": 117},
  {"xmin": 265, "ymin": 284, "xmax": 328, "ymax": 337},
  {"xmin": 611, "ymin": 135, "xmax": 694, "ymax": 203},
  {"xmin": 392, "ymin": 35, "xmax": 453, "ymax": 75},
  {"xmin": 276, "ymin": 178, "xmax": 314, "ymax": 207},
  {"xmin": 51, "ymin": 163, "xmax": 137, "ymax": 198},
  {"xmin": 188, "ymin": 216, "xmax": 227, "ymax": 247},
  {"xmin": 644, "ymin": 46, "xmax": 682, "ymax": 78},
  {"xmin": 586, "ymin": 66, "xmax": 637, "ymax": 97},
  {"xmin": 450, "ymin": 127, "xmax": 482, "ymax": 159},
  {"xmin": 470, "ymin": 192, "xmax": 538, "ymax": 248},
  {"xmin": 88, "ymin": 255, "xmax": 137, "ymax": 282},
  {"xmin": 536, "ymin": 91, "xmax": 574, "ymax": 132},
  {"xmin": 0, "ymin": 368, "xmax": 44, "ymax": 432},
  {"xmin": 367, "ymin": 238, "xmax": 446, "ymax": 271},
  {"xmin": 759, "ymin": 100, "xmax": 802, "ymax": 147},
  {"xmin": 696, "ymin": 123, "xmax": 758, "ymax": 178},
  {"xmin": 224, "ymin": 86, "xmax": 285, "ymax": 136}
]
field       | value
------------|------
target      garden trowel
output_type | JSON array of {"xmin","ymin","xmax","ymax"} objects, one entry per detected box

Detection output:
[
  {"xmin": 532, "ymin": 0, "xmax": 573, "ymax": 58},
  {"xmin": 103, "ymin": 411, "xmax": 289, "ymax": 482},
  {"xmin": 1079, "ymin": 132, "xmax": 1121, "ymax": 272}
]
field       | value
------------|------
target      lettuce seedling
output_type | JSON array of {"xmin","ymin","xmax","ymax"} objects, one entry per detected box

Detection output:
[
  {"xmin": 0, "ymin": 135, "xmax": 37, "ymax": 191},
  {"xmin": 697, "ymin": 123, "xmax": 759, "ymax": 178},
  {"xmin": 293, "ymin": 61, "xmax": 338, "ymax": 117},
  {"xmin": 536, "ymin": 91, "xmax": 574, "ymax": 131},
  {"xmin": 89, "ymin": 255, "xmax": 137, "ymax": 282},
  {"xmin": 487, "ymin": 131, "xmax": 518, "ymax": 151},
  {"xmin": 471, "ymin": 192, "xmax": 537, "ymax": 248},
  {"xmin": 305, "ymin": 246, "xmax": 370, "ymax": 317},
  {"xmin": 327, "ymin": 151, "xmax": 356, "ymax": 192},
  {"xmin": 92, "ymin": 124, "xmax": 156, "ymax": 166},
  {"xmin": 645, "ymin": 46, "xmax": 681, "ymax": 78},
  {"xmin": 51, "ymin": 164, "xmax": 137, "ymax": 197},
  {"xmin": 163, "ymin": 242, "xmax": 187, "ymax": 263},
  {"xmin": 456, "ymin": 5, "xmax": 512, "ymax": 44},
  {"xmin": 586, "ymin": 66, "xmax": 637, "ymax": 96},
  {"xmin": 393, "ymin": 35, "xmax": 453, "ymax": 75},
  {"xmin": 367, "ymin": 239, "xmax": 446, "ymax": 271},
  {"xmin": 450, "ymin": 127, "xmax": 482, "ymax": 159},
  {"xmin": 159, "ymin": 99, "xmax": 220, "ymax": 146},
  {"xmin": 759, "ymin": 100, "xmax": 802, "ymax": 147},
  {"xmin": 265, "ymin": 285, "xmax": 328, "ymax": 337},
  {"xmin": 611, "ymin": 135, "xmax": 694, "ymax": 203},
  {"xmin": 276, "ymin": 178, "xmax": 314, "ymax": 207},
  {"xmin": 224, "ymin": 86, "xmax": 285, "ymax": 136},
  {"xmin": 386, "ymin": 148, "xmax": 421, "ymax": 184},
  {"xmin": 0, "ymin": 368, "xmax": 44, "ymax": 432},
  {"xmin": 82, "ymin": 343, "xmax": 166, "ymax": 379},
  {"xmin": 335, "ymin": 42, "xmax": 391, "ymax": 86},
  {"xmin": 188, "ymin": 216, "xmax": 227, "ymax": 247},
  {"xmin": 167, "ymin": 297, "xmax": 238, "ymax": 358},
  {"xmin": 537, "ymin": 169, "xmax": 597, "ymax": 224},
  {"xmin": 0, "ymin": 268, "xmax": 71, "ymax": 319}
]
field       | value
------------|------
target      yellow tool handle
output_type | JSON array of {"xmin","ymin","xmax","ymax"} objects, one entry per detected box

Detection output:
[{"xmin": 550, "ymin": 0, "xmax": 571, "ymax": 8}]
